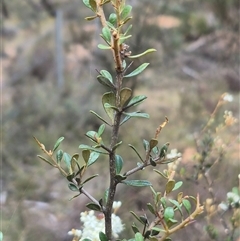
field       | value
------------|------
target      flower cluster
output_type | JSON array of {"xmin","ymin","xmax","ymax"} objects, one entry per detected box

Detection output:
[
  {"xmin": 166, "ymin": 149, "xmax": 182, "ymax": 171},
  {"xmin": 68, "ymin": 201, "xmax": 124, "ymax": 241}
]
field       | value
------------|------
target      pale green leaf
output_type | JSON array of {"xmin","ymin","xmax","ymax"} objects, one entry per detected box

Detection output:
[{"xmin": 124, "ymin": 63, "xmax": 150, "ymax": 78}]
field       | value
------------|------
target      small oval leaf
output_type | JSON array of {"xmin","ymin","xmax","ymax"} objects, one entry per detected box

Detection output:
[
  {"xmin": 120, "ymin": 87, "xmax": 132, "ymax": 107},
  {"xmin": 124, "ymin": 63, "xmax": 149, "ymax": 78},
  {"xmin": 182, "ymin": 199, "xmax": 191, "ymax": 214},
  {"xmin": 82, "ymin": 149, "xmax": 90, "ymax": 163},
  {"xmin": 164, "ymin": 207, "xmax": 174, "ymax": 222},
  {"xmin": 82, "ymin": 174, "xmax": 99, "ymax": 184},
  {"xmin": 63, "ymin": 152, "xmax": 71, "ymax": 169},
  {"xmin": 97, "ymin": 75, "xmax": 115, "ymax": 89},
  {"xmin": 172, "ymin": 181, "xmax": 183, "ymax": 191},
  {"xmin": 53, "ymin": 137, "xmax": 64, "ymax": 152},
  {"xmin": 85, "ymin": 15, "xmax": 98, "ymax": 21},
  {"xmin": 109, "ymin": 13, "xmax": 117, "ymax": 25},
  {"xmin": 121, "ymin": 5, "xmax": 132, "ymax": 21},
  {"xmin": 98, "ymin": 124, "xmax": 105, "ymax": 136},
  {"xmin": 128, "ymin": 48, "xmax": 157, "ymax": 59},
  {"xmin": 124, "ymin": 112, "xmax": 149, "ymax": 118},
  {"xmin": 68, "ymin": 183, "xmax": 79, "ymax": 192},
  {"xmin": 86, "ymin": 202, "xmax": 101, "ymax": 211},
  {"xmin": 99, "ymin": 232, "xmax": 108, "ymax": 241},
  {"xmin": 102, "ymin": 92, "xmax": 116, "ymax": 123},
  {"xmin": 102, "ymin": 26, "xmax": 111, "ymax": 43},
  {"xmin": 56, "ymin": 149, "xmax": 63, "ymax": 163},
  {"xmin": 166, "ymin": 180, "xmax": 175, "ymax": 194},
  {"xmin": 115, "ymin": 154, "xmax": 123, "ymax": 174},
  {"xmin": 88, "ymin": 152, "xmax": 100, "ymax": 166},
  {"xmin": 121, "ymin": 180, "xmax": 152, "ymax": 187},
  {"xmin": 100, "ymin": 70, "xmax": 113, "ymax": 83},
  {"xmin": 150, "ymin": 139, "xmax": 158, "ymax": 150},
  {"xmin": 147, "ymin": 203, "xmax": 156, "ymax": 215},
  {"xmin": 135, "ymin": 232, "xmax": 144, "ymax": 241},
  {"xmin": 125, "ymin": 95, "xmax": 147, "ymax": 109},
  {"xmin": 128, "ymin": 144, "xmax": 144, "ymax": 163}
]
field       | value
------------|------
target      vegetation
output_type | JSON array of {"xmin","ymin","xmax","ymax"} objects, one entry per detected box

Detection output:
[{"xmin": 1, "ymin": 0, "xmax": 239, "ymax": 241}]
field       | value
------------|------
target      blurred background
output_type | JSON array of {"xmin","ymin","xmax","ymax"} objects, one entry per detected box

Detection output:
[{"xmin": 1, "ymin": 0, "xmax": 239, "ymax": 240}]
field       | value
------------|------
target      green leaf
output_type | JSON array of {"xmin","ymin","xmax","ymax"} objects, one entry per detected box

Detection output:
[
  {"xmin": 67, "ymin": 173, "xmax": 75, "ymax": 182},
  {"xmin": 166, "ymin": 180, "xmax": 175, "ymax": 194},
  {"xmin": 104, "ymin": 188, "xmax": 109, "ymax": 203},
  {"xmin": 82, "ymin": 0, "xmax": 94, "ymax": 11},
  {"xmin": 124, "ymin": 24, "xmax": 132, "ymax": 36},
  {"xmin": 120, "ymin": 115, "xmax": 131, "ymax": 125},
  {"xmin": 164, "ymin": 207, "xmax": 174, "ymax": 222},
  {"xmin": 99, "ymin": 232, "xmax": 108, "ymax": 241},
  {"xmin": 53, "ymin": 137, "xmax": 64, "ymax": 152},
  {"xmin": 115, "ymin": 174, "xmax": 127, "ymax": 182},
  {"xmin": 128, "ymin": 48, "xmax": 157, "ymax": 59},
  {"xmin": 98, "ymin": 44, "xmax": 111, "ymax": 49},
  {"xmin": 71, "ymin": 153, "xmax": 79, "ymax": 173},
  {"xmin": 86, "ymin": 130, "xmax": 98, "ymax": 142},
  {"xmin": 115, "ymin": 155, "xmax": 123, "ymax": 174},
  {"xmin": 128, "ymin": 144, "xmax": 144, "ymax": 163},
  {"xmin": 82, "ymin": 239, "xmax": 92, "ymax": 241},
  {"xmin": 112, "ymin": 141, "xmax": 123, "ymax": 151},
  {"xmin": 63, "ymin": 152, "xmax": 71, "ymax": 169},
  {"xmin": 121, "ymin": 180, "xmax": 152, "ymax": 187},
  {"xmin": 124, "ymin": 111, "xmax": 149, "ymax": 118},
  {"xmin": 97, "ymin": 75, "xmax": 115, "ymax": 89},
  {"xmin": 169, "ymin": 199, "xmax": 183, "ymax": 216},
  {"xmin": 79, "ymin": 144, "xmax": 108, "ymax": 154},
  {"xmin": 98, "ymin": 124, "xmax": 105, "ymax": 137},
  {"xmin": 56, "ymin": 149, "xmax": 63, "ymax": 164},
  {"xmin": 132, "ymin": 223, "xmax": 140, "ymax": 234},
  {"xmin": 125, "ymin": 95, "xmax": 147, "ymax": 109},
  {"xmin": 182, "ymin": 199, "xmax": 191, "ymax": 214},
  {"xmin": 159, "ymin": 142, "xmax": 170, "ymax": 159},
  {"xmin": 102, "ymin": 27, "xmax": 111, "ymax": 43},
  {"xmin": 106, "ymin": 21, "xmax": 116, "ymax": 31},
  {"xmin": 167, "ymin": 218, "xmax": 178, "ymax": 227},
  {"xmin": 109, "ymin": 13, "xmax": 117, "ymax": 25},
  {"xmin": 124, "ymin": 63, "xmax": 149, "ymax": 78},
  {"xmin": 104, "ymin": 103, "xmax": 118, "ymax": 111},
  {"xmin": 120, "ymin": 87, "xmax": 132, "ymax": 107},
  {"xmin": 82, "ymin": 149, "xmax": 90, "ymax": 163},
  {"xmin": 85, "ymin": 15, "xmax": 98, "ymax": 21},
  {"xmin": 100, "ymin": 70, "xmax": 113, "ymax": 83},
  {"xmin": 151, "ymin": 227, "xmax": 161, "ymax": 236},
  {"xmin": 150, "ymin": 158, "xmax": 157, "ymax": 166},
  {"xmin": 154, "ymin": 169, "xmax": 168, "ymax": 179},
  {"xmin": 130, "ymin": 211, "xmax": 145, "ymax": 224},
  {"xmin": 102, "ymin": 92, "xmax": 116, "ymax": 124},
  {"xmin": 37, "ymin": 155, "xmax": 54, "ymax": 166},
  {"xmin": 143, "ymin": 139, "xmax": 150, "ymax": 152},
  {"xmin": 121, "ymin": 5, "xmax": 132, "ymax": 21},
  {"xmin": 161, "ymin": 197, "xmax": 167, "ymax": 208},
  {"xmin": 68, "ymin": 183, "xmax": 79, "ymax": 192},
  {"xmin": 89, "ymin": 0, "xmax": 97, "ymax": 11},
  {"xmin": 135, "ymin": 232, "xmax": 144, "ymax": 241},
  {"xmin": 172, "ymin": 181, "xmax": 183, "ymax": 191},
  {"xmin": 152, "ymin": 146, "xmax": 159, "ymax": 156},
  {"xmin": 87, "ymin": 152, "xmax": 100, "ymax": 166},
  {"xmin": 147, "ymin": 203, "xmax": 156, "ymax": 215},
  {"xmin": 150, "ymin": 139, "xmax": 158, "ymax": 150},
  {"xmin": 82, "ymin": 174, "xmax": 99, "ymax": 184},
  {"xmin": 86, "ymin": 202, "xmax": 101, "ymax": 211},
  {"xmin": 90, "ymin": 110, "xmax": 110, "ymax": 126},
  {"xmin": 119, "ymin": 34, "xmax": 132, "ymax": 44}
]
